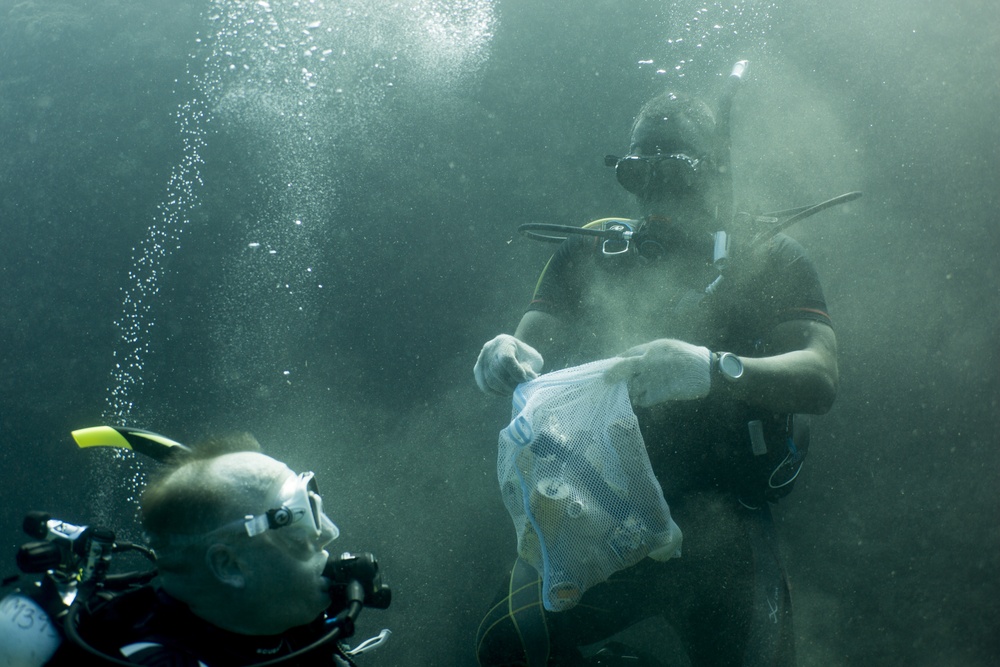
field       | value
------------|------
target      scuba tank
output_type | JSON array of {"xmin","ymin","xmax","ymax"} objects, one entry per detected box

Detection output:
[
  {"xmin": 0, "ymin": 426, "xmax": 190, "ymax": 665},
  {"xmin": 0, "ymin": 511, "xmax": 156, "ymax": 667},
  {"xmin": 0, "ymin": 591, "xmax": 63, "ymax": 667}
]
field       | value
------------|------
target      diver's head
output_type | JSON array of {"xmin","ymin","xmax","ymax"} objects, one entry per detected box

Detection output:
[
  {"xmin": 609, "ymin": 91, "xmax": 722, "ymax": 233},
  {"xmin": 142, "ymin": 440, "xmax": 339, "ymax": 635}
]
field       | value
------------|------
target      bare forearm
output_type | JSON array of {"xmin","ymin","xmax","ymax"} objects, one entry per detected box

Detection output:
[
  {"xmin": 513, "ymin": 310, "xmax": 565, "ymax": 368},
  {"xmin": 720, "ymin": 348, "xmax": 838, "ymax": 414},
  {"xmin": 715, "ymin": 321, "xmax": 839, "ymax": 414}
]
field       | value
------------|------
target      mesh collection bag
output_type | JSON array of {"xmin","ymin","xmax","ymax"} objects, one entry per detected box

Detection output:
[{"xmin": 498, "ymin": 358, "xmax": 682, "ymax": 612}]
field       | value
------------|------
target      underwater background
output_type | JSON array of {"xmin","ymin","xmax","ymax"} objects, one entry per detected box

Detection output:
[{"xmin": 1, "ymin": 0, "xmax": 997, "ymax": 664}]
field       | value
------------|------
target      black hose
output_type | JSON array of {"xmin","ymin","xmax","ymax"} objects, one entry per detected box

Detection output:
[
  {"xmin": 517, "ymin": 222, "xmax": 626, "ymax": 243},
  {"xmin": 63, "ymin": 580, "xmax": 368, "ymax": 666},
  {"xmin": 252, "ymin": 599, "xmax": 363, "ymax": 667},
  {"xmin": 761, "ymin": 191, "xmax": 862, "ymax": 241},
  {"xmin": 64, "ymin": 596, "xmax": 142, "ymax": 667}
]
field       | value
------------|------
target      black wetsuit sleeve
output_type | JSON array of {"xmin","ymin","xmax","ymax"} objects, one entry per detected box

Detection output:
[
  {"xmin": 525, "ymin": 235, "xmax": 595, "ymax": 318},
  {"xmin": 771, "ymin": 234, "xmax": 833, "ymax": 326},
  {"xmin": 743, "ymin": 233, "xmax": 832, "ymax": 331}
]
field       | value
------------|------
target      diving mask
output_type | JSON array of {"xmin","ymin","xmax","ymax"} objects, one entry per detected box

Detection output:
[
  {"xmin": 156, "ymin": 471, "xmax": 339, "ymax": 549},
  {"xmin": 605, "ymin": 153, "xmax": 704, "ymax": 197},
  {"xmin": 241, "ymin": 471, "xmax": 339, "ymax": 540}
]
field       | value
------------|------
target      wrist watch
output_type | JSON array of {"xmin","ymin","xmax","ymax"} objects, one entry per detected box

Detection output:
[{"xmin": 715, "ymin": 351, "xmax": 744, "ymax": 382}]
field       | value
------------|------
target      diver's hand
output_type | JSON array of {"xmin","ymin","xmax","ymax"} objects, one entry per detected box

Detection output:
[
  {"xmin": 474, "ymin": 334, "xmax": 544, "ymax": 396},
  {"xmin": 604, "ymin": 339, "xmax": 711, "ymax": 407}
]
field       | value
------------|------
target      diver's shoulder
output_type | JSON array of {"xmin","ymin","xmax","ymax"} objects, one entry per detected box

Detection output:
[
  {"xmin": 766, "ymin": 232, "xmax": 810, "ymax": 255},
  {"xmin": 752, "ymin": 232, "xmax": 819, "ymax": 269}
]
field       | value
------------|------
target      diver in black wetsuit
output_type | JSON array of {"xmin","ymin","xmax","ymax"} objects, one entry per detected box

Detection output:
[
  {"xmin": 473, "ymin": 79, "xmax": 840, "ymax": 666},
  {"xmin": 34, "ymin": 430, "xmax": 390, "ymax": 666}
]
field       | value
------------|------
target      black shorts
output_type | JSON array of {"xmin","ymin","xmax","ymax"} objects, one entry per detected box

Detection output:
[{"xmin": 475, "ymin": 498, "xmax": 795, "ymax": 667}]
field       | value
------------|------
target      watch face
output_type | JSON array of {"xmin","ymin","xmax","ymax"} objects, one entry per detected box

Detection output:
[{"xmin": 720, "ymin": 353, "xmax": 743, "ymax": 379}]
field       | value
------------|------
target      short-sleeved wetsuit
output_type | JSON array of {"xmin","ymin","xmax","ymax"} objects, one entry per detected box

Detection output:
[{"xmin": 476, "ymin": 225, "xmax": 832, "ymax": 667}]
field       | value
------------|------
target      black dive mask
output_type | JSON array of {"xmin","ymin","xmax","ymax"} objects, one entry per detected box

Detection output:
[{"xmin": 605, "ymin": 153, "xmax": 705, "ymax": 198}]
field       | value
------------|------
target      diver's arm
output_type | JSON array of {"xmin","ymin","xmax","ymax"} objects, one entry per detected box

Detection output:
[
  {"xmin": 474, "ymin": 310, "xmax": 566, "ymax": 396},
  {"xmin": 513, "ymin": 310, "xmax": 567, "ymax": 368},
  {"xmin": 718, "ymin": 319, "xmax": 838, "ymax": 414}
]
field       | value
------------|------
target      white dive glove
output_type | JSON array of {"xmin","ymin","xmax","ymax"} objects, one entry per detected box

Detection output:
[
  {"xmin": 604, "ymin": 339, "xmax": 712, "ymax": 407},
  {"xmin": 474, "ymin": 334, "xmax": 544, "ymax": 396}
]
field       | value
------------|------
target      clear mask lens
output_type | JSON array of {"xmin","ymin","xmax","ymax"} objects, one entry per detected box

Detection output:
[{"xmin": 245, "ymin": 472, "xmax": 339, "ymax": 540}]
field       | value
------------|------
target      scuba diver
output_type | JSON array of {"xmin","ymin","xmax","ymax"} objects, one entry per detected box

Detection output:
[
  {"xmin": 473, "ymin": 62, "xmax": 856, "ymax": 666},
  {"xmin": 0, "ymin": 427, "xmax": 391, "ymax": 666}
]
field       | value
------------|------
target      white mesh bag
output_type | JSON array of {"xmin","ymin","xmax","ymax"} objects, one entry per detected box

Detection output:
[{"xmin": 498, "ymin": 358, "xmax": 682, "ymax": 612}]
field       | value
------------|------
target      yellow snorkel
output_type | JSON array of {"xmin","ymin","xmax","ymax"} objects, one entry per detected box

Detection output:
[{"xmin": 70, "ymin": 425, "xmax": 191, "ymax": 463}]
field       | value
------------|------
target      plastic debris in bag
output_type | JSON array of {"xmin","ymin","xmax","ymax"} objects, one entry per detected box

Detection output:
[{"xmin": 497, "ymin": 358, "xmax": 682, "ymax": 612}]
